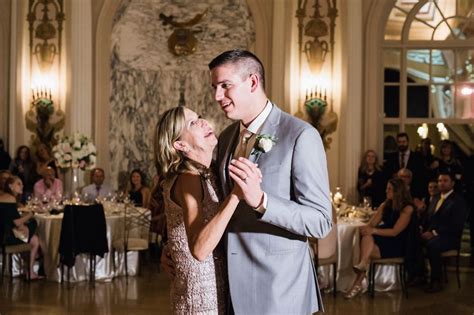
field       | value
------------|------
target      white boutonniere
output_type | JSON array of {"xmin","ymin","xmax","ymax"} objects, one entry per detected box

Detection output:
[{"xmin": 251, "ymin": 134, "xmax": 277, "ymax": 156}]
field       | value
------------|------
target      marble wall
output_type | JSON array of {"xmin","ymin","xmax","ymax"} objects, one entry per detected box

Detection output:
[{"xmin": 109, "ymin": 0, "xmax": 255, "ymax": 188}]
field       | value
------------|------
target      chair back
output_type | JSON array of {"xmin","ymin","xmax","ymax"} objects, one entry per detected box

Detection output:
[
  {"xmin": 58, "ymin": 204, "xmax": 109, "ymax": 267},
  {"xmin": 122, "ymin": 205, "xmax": 150, "ymax": 248}
]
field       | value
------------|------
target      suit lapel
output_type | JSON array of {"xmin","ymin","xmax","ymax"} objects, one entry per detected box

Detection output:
[{"xmin": 248, "ymin": 105, "xmax": 281, "ymax": 164}]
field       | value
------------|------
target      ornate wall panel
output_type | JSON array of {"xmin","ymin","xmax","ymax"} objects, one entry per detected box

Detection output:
[{"xmin": 109, "ymin": 0, "xmax": 254, "ymax": 186}]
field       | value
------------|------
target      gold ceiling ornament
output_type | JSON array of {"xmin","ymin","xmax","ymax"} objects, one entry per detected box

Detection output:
[
  {"xmin": 27, "ymin": 0, "xmax": 65, "ymax": 73},
  {"xmin": 159, "ymin": 10, "xmax": 207, "ymax": 56}
]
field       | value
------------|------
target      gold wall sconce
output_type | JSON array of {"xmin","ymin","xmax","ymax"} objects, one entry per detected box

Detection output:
[
  {"xmin": 26, "ymin": 0, "xmax": 65, "ymax": 149},
  {"xmin": 296, "ymin": 0, "xmax": 338, "ymax": 150}
]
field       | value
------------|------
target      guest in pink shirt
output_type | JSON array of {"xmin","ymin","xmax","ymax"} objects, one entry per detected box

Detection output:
[{"xmin": 33, "ymin": 166, "xmax": 63, "ymax": 201}]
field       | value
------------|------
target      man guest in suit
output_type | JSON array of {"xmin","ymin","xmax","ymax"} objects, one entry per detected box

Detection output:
[
  {"xmin": 421, "ymin": 172, "xmax": 467, "ymax": 293},
  {"xmin": 211, "ymin": 49, "xmax": 332, "ymax": 314}
]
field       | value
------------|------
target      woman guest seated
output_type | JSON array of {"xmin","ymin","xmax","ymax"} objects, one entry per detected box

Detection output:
[
  {"xmin": 127, "ymin": 169, "xmax": 151, "ymax": 208},
  {"xmin": 344, "ymin": 178, "xmax": 414, "ymax": 299},
  {"xmin": 33, "ymin": 166, "xmax": 63, "ymax": 202},
  {"xmin": 357, "ymin": 149, "xmax": 386, "ymax": 208},
  {"xmin": 35, "ymin": 143, "xmax": 57, "ymax": 177},
  {"xmin": 0, "ymin": 176, "xmax": 43, "ymax": 279}
]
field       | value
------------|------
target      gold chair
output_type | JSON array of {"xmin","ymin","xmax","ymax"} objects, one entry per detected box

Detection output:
[
  {"xmin": 441, "ymin": 249, "xmax": 461, "ymax": 288},
  {"xmin": 1, "ymin": 241, "xmax": 32, "ymax": 282},
  {"xmin": 112, "ymin": 204, "xmax": 150, "ymax": 278},
  {"xmin": 311, "ymin": 223, "xmax": 338, "ymax": 297},
  {"xmin": 368, "ymin": 257, "xmax": 407, "ymax": 298}
]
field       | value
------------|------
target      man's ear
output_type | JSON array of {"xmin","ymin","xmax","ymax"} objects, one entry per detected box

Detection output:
[
  {"xmin": 173, "ymin": 140, "xmax": 187, "ymax": 153},
  {"xmin": 249, "ymin": 73, "xmax": 259, "ymax": 92}
]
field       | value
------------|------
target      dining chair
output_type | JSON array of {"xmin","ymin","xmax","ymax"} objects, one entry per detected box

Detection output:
[
  {"xmin": 311, "ymin": 222, "xmax": 338, "ymax": 297},
  {"xmin": 368, "ymin": 257, "xmax": 407, "ymax": 298},
  {"xmin": 1, "ymin": 240, "xmax": 32, "ymax": 282},
  {"xmin": 58, "ymin": 204, "xmax": 108, "ymax": 284},
  {"xmin": 441, "ymin": 249, "xmax": 461, "ymax": 288},
  {"xmin": 112, "ymin": 204, "xmax": 150, "ymax": 279}
]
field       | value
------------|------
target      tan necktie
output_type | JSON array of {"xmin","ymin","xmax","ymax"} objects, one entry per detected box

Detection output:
[
  {"xmin": 434, "ymin": 196, "xmax": 445, "ymax": 213},
  {"xmin": 235, "ymin": 129, "xmax": 253, "ymax": 158}
]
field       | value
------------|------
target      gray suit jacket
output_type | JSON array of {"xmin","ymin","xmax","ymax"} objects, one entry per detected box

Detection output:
[{"xmin": 216, "ymin": 105, "xmax": 332, "ymax": 314}]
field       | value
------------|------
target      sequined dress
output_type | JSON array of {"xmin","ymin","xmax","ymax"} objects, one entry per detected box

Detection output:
[{"xmin": 163, "ymin": 173, "xmax": 228, "ymax": 314}]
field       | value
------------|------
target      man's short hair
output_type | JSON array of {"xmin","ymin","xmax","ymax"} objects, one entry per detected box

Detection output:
[
  {"xmin": 208, "ymin": 49, "xmax": 266, "ymax": 90},
  {"xmin": 397, "ymin": 132, "xmax": 409, "ymax": 142},
  {"xmin": 438, "ymin": 171, "xmax": 455, "ymax": 182}
]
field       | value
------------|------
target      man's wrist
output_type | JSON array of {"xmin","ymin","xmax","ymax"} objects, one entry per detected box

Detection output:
[{"xmin": 253, "ymin": 192, "xmax": 267, "ymax": 214}]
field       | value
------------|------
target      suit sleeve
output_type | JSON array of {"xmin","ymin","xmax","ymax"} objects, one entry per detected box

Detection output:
[
  {"xmin": 260, "ymin": 127, "xmax": 332, "ymax": 238},
  {"xmin": 435, "ymin": 197, "xmax": 467, "ymax": 239}
]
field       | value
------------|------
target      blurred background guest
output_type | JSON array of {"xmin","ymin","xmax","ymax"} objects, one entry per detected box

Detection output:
[
  {"xmin": 127, "ymin": 169, "xmax": 151, "ymax": 208},
  {"xmin": 0, "ymin": 138, "xmax": 12, "ymax": 170},
  {"xmin": 0, "ymin": 170, "xmax": 12, "ymax": 196},
  {"xmin": 414, "ymin": 180, "xmax": 439, "ymax": 225},
  {"xmin": 0, "ymin": 176, "xmax": 43, "ymax": 279},
  {"xmin": 35, "ymin": 143, "xmax": 57, "ymax": 179},
  {"xmin": 397, "ymin": 168, "xmax": 422, "ymax": 199},
  {"xmin": 344, "ymin": 178, "xmax": 414, "ymax": 299},
  {"xmin": 81, "ymin": 167, "xmax": 114, "ymax": 202},
  {"xmin": 9, "ymin": 145, "xmax": 37, "ymax": 202},
  {"xmin": 357, "ymin": 149, "xmax": 386, "ymax": 208},
  {"xmin": 431, "ymin": 140, "xmax": 464, "ymax": 193},
  {"xmin": 384, "ymin": 133, "xmax": 424, "ymax": 196},
  {"xmin": 33, "ymin": 166, "xmax": 63, "ymax": 202}
]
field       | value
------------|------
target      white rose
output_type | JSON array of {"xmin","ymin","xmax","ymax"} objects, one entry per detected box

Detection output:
[
  {"xmin": 73, "ymin": 140, "xmax": 81, "ymax": 150},
  {"xmin": 64, "ymin": 154, "xmax": 72, "ymax": 161},
  {"xmin": 258, "ymin": 138, "xmax": 273, "ymax": 153}
]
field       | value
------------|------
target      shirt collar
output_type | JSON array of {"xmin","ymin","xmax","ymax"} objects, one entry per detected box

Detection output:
[
  {"xmin": 441, "ymin": 189, "xmax": 454, "ymax": 199},
  {"xmin": 240, "ymin": 100, "xmax": 272, "ymax": 134}
]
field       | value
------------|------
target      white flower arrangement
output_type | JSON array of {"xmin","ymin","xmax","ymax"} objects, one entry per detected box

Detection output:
[
  {"xmin": 251, "ymin": 134, "xmax": 277, "ymax": 156},
  {"xmin": 53, "ymin": 133, "xmax": 97, "ymax": 170}
]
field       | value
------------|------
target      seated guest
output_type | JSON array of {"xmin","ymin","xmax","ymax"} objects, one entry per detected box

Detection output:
[
  {"xmin": 344, "ymin": 178, "xmax": 414, "ymax": 299},
  {"xmin": 33, "ymin": 166, "xmax": 63, "ymax": 202},
  {"xmin": 0, "ymin": 170, "xmax": 12, "ymax": 196},
  {"xmin": 0, "ymin": 176, "xmax": 43, "ymax": 279},
  {"xmin": 81, "ymin": 167, "xmax": 114, "ymax": 202},
  {"xmin": 0, "ymin": 138, "xmax": 12, "ymax": 170},
  {"xmin": 357, "ymin": 149, "xmax": 386, "ymax": 208},
  {"xmin": 35, "ymin": 143, "xmax": 57, "ymax": 177},
  {"xmin": 397, "ymin": 168, "xmax": 423, "ymax": 199},
  {"xmin": 9, "ymin": 145, "xmax": 37, "ymax": 202},
  {"xmin": 421, "ymin": 172, "xmax": 468, "ymax": 293},
  {"xmin": 127, "ymin": 169, "xmax": 151, "ymax": 208},
  {"xmin": 414, "ymin": 180, "xmax": 439, "ymax": 222}
]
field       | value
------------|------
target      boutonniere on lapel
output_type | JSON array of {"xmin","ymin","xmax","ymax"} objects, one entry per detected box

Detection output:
[{"xmin": 250, "ymin": 134, "xmax": 277, "ymax": 157}]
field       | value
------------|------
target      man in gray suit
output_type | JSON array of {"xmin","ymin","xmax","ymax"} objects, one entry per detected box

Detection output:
[{"xmin": 210, "ymin": 49, "xmax": 332, "ymax": 314}]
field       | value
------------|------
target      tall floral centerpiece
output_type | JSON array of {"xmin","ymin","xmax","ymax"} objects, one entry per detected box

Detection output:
[{"xmin": 53, "ymin": 133, "xmax": 97, "ymax": 193}]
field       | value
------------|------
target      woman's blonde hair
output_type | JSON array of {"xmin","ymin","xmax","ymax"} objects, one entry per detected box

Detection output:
[
  {"xmin": 358, "ymin": 149, "xmax": 382, "ymax": 174},
  {"xmin": 154, "ymin": 106, "xmax": 205, "ymax": 181}
]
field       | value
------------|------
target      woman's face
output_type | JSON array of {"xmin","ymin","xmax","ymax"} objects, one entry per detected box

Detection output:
[
  {"xmin": 19, "ymin": 147, "xmax": 29, "ymax": 160},
  {"xmin": 441, "ymin": 145, "xmax": 451, "ymax": 157},
  {"xmin": 131, "ymin": 172, "xmax": 142, "ymax": 187},
  {"xmin": 385, "ymin": 182, "xmax": 394, "ymax": 200},
  {"xmin": 428, "ymin": 182, "xmax": 439, "ymax": 196},
  {"xmin": 9, "ymin": 179, "xmax": 23, "ymax": 196},
  {"xmin": 176, "ymin": 108, "xmax": 217, "ymax": 154},
  {"xmin": 38, "ymin": 145, "xmax": 50, "ymax": 160},
  {"xmin": 366, "ymin": 151, "xmax": 376, "ymax": 165}
]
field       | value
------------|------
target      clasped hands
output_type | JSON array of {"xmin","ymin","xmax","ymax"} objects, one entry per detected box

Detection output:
[{"xmin": 229, "ymin": 157, "xmax": 263, "ymax": 208}]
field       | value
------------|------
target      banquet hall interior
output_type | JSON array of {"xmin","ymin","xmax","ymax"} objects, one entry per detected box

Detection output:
[{"xmin": 1, "ymin": 0, "xmax": 474, "ymax": 314}]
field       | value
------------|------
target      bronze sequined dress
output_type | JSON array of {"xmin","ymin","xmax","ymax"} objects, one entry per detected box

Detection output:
[{"xmin": 163, "ymin": 174, "xmax": 228, "ymax": 315}]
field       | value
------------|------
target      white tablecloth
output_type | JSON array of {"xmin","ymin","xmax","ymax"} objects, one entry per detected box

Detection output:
[
  {"xmin": 11, "ymin": 206, "xmax": 150, "ymax": 282},
  {"xmin": 319, "ymin": 220, "xmax": 400, "ymax": 292}
]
